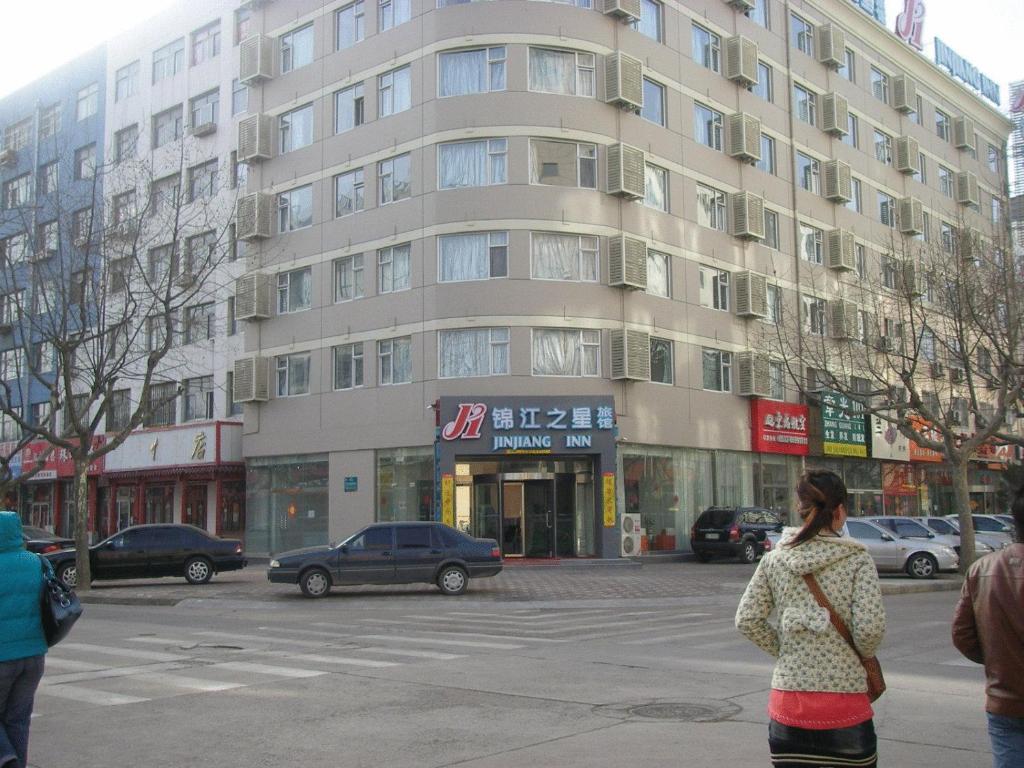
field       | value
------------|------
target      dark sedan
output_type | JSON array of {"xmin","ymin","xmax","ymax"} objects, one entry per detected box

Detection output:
[
  {"xmin": 22, "ymin": 525, "xmax": 74, "ymax": 554},
  {"xmin": 45, "ymin": 524, "xmax": 246, "ymax": 588},
  {"xmin": 268, "ymin": 521, "xmax": 503, "ymax": 598}
]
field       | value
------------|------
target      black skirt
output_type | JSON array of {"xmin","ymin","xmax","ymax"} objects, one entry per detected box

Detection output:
[{"xmin": 768, "ymin": 719, "xmax": 877, "ymax": 767}]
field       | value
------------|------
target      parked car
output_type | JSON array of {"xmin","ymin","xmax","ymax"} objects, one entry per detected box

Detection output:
[
  {"xmin": 917, "ymin": 516, "xmax": 1005, "ymax": 553},
  {"xmin": 690, "ymin": 507, "xmax": 783, "ymax": 564},
  {"xmin": 867, "ymin": 516, "xmax": 979, "ymax": 556},
  {"xmin": 993, "ymin": 514, "xmax": 1017, "ymax": 537},
  {"xmin": 845, "ymin": 518, "xmax": 958, "ymax": 578},
  {"xmin": 21, "ymin": 525, "xmax": 74, "ymax": 554},
  {"xmin": 45, "ymin": 524, "xmax": 246, "ymax": 588},
  {"xmin": 268, "ymin": 521, "xmax": 503, "ymax": 598},
  {"xmin": 945, "ymin": 514, "xmax": 1015, "ymax": 548}
]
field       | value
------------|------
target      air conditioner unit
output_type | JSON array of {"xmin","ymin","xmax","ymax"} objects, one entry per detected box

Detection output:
[
  {"xmin": 900, "ymin": 260, "xmax": 924, "ymax": 297},
  {"xmin": 898, "ymin": 197, "xmax": 924, "ymax": 235},
  {"xmin": 929, "ymin": 361, "xmax": 946, "ymax": 379},
  {"xmin": 725, "ymin": 0, "xmax": 755, "ymax": 10},
  {"xmin": 823, "ymin": 159, "xmax": 852, "ymax": 203},
  {"xmin": 891, "ymin": 74, "xmax": 917, "ymax": 113},
  {"xmin": 820, "ymin": 93, "xmax": 849, "ymax": 136},
  {"xmin": 956, "ymin": 171, "xmax": 979, "ymax": 206},
  {"xmin": 607, "ymin": 143, "xmax": 645, "ymax": 200},
  {"xmin": 725, "ymin": 36, "xmax": 759, "ymax": 87},
  {"xmin": 730, "ymin": 192, "xmax": 765, "ymax": 240},
  {"xmin": 876, "ymin": 336, "xmax": 896, "ymax": 353},
  {"xmin": 829, "ymin": 300, "xmax": 859, "ymax": 340},
  {"xmin": 895, "ymin": 136, "xmax": 920, "ymax": 175},
  {"xmin": 176, "ymin": 271, "xmax": 196, "ymax": 289},
  {"xmin": 235, "ymin": 193, "xmax": 273, "ymax": 241},
  {"xmin": 826, "ymin": 230, "xmax": 855, "ymax": 271},
  {"xmin": 734, "ymin": 271, "xmax": 768, "ymax": 318},
  {"xmin": 190, "ymin": 121, "xmax": 217, "ymax": 138},
  {"xmin": 816, "ymin": 23, "xmax": 845, "ymax": 69},
  {"xmin": 239, "ymin": 35, "xmax": 274, "ymax": 84},
  {"xmin": 949, "ymin": 367, "xmax": 965, "ymax": 384},
  {"xmin": 959, "ymin": 226, "xmax": 983, "ymax": 262},
  {"xmin": 952, "ymin": 116, "xmax": 975, "ymax": 151},
  {"xmin": 234, "ymin": 273, "xmax": 272, "ymax": 320},
  {"xmin": 737, "ymin": 351, "xmax": 771, "ymax": 397},
  {"xmin": 601, "ymin": 0, "xmax": 641, "ymax": 20},
  {"xmin": 620, "ymin": 513, "xmax": 642, "ymax": 557},
  {"xmin": 237, "ymin": 114, "xmax": 272, "ymax": 163},
  {"xmin": 604, "ymin": 52, "xmax": 643, "ymax": 112},
  {"xmin": 610, "ymin": 329, "xmax": 651, "ymax": 381},
  {"xmin": 608, "ymin": 235, "xmax": 647, "ymax": 290},
  {"xmin": 0, "ymin": 148, "xmax": 16, "ymax": 166},
  {"xmin": 232, "ymin": 356, "xmax": 270, "ymax": 403},
  {"xmin": 726, "ymin": 112, "xmax": 761, "ymax": 163}
]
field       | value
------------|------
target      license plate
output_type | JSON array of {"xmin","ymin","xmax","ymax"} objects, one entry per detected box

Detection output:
[{"xmin": 704, "ymin": 532, "xmax": 720, "ymax": 540}]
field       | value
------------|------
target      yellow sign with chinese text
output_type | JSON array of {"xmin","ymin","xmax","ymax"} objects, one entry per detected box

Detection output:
[{"xmin": 602, "ymin": 472, "xmax": 616, "ymax": 527}]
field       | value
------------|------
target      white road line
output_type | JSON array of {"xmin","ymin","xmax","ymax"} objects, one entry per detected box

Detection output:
[
  {"xmin": 248, "ymin": 650, "xmax": 400, "ymax": 669},
  {"xmin": 38, "ymin": 684, "xmax": 149, "ymax": 706},
  {"xmin": 42, "ymin": 658, "xmax": 106, "ymax": 672},
  {"xmin": 132, "ymin": 672, "xmax": 245, "ymax": 692},
  {"xmin": 212, "ymin": 661, "xmax": 327, "ymax": 679},
  {"xmin": 355, "ymin": 646, "xmax": 465, "ymax": 661},
  {"xmin": 393, "ymin": 611, "xmax": 689, "ymax": 629},
  {"xmin": 618, "ymin": 623, "xmax": 739, "ymax": 646},
  {"xmin": 361, "ymin": 616, "xmax": 690, "ymax": 637},
  {"xmin": 129, "ymin": 637, "xmax": 197, "ymax": 646},
  {"xmin": 43, "ymin": 662, "xmax": 185, "ymax": 685},
  {"xmin": 438, "ymin": 609, "xmax": 622, "ymax": 622},
  {"xmin": 192, "ymin": 631, "xmax": 336, "ymax": 649},
  {"xmin": 357, "ymin": 635, "xmax": 524, "ymax": 650},
  {"xmin": 55, "ymin": 644, "xmax": 189, "ymax": 662},
  {"xmin": 255, "ymin": 627, "xmax": 350, "ymax": 639}
]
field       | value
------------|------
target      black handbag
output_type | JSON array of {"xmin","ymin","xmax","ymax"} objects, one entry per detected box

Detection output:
[{"xmin": 39, "ymin": 557, "xmax": 83, "ymax": 647}]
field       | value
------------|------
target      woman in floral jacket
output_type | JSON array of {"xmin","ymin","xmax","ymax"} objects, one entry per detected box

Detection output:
[{"xmin": 736, "ymin": 470, "xmax": 887, "ymax": 767}]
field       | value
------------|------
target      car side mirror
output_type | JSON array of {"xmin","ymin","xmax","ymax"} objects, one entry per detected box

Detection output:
[{"xmin": 880, "ymin": 533, "xmax": 894, "ymax": 542}]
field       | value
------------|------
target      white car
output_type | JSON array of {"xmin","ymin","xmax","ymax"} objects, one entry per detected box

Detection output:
[
  {"xmin": 845, "ymin": 518, "xmax": 959, "ymax": 578},
  {"xmin": 918, "ymin": 516, "xmax": 1003, "ymax": 554}
]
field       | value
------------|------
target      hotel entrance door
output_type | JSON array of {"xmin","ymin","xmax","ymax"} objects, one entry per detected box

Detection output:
[{"xmin": 472, "ymin": 474, "xmax": 568, "ymax": 557}]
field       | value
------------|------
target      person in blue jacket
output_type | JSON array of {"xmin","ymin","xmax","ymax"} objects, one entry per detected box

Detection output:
[{"xmin": 0, "ymin": 511, "xmax": 47, "ymax": 768}]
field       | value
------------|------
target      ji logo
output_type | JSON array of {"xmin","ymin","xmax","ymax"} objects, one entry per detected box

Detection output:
[
  {"xmin": 894, "ymin": 0, "xmax": 926, "ymax": 51},
  {"xmin": 442, "ymin": 403, "xmax": 488, "ymax": 441}
]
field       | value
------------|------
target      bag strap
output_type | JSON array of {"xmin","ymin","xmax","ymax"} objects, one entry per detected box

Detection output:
[{"xmin": 802, "ymin": 573, "xmax": 864, "ymax": 661}]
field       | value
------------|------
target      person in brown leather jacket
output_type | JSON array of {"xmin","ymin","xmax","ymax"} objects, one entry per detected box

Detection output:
[{"xmin": 952, "ymin": 485, "xmax": 1024, "ymax": 768}]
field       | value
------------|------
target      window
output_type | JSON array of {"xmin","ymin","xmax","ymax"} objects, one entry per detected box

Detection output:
[
  {"xmin": 841, "ymin": 48, "xmax": 855, "ymax": 82},
  {"xmin": 37, "ymin": 221, "xmax": 57, "ymax": 255},
  {"xmin": 0, "ymin": 348, "xmax": 23, "ymax": 381},
  {"xmin": 146, "ymin": 382, "xmax": 178, "ymax": 427},
  {"xmin": 106, "ymin": 389, "xmax": 131, "ymax": 432},
  {"xmin": 878, "ymin": 192, "xmax": 896, "ymax": 227},
  {"xmin": 379, "ymin": 153, "xmax": 412, "ymax": 204},
  {"xmin": 694, "ymin": 103, "xmax": 724, "ymax": 150},
  {"xmin": 152, "ymin": 106, "xmax": 183, "ymax": 148},
  {"xmin": 631, "ymin": 0, "xmax": 663, "ymax": 41},
  {"xmin": 799, "ymin": 224, "xmax": 823, "ymax": 264},
  {"xmin": 3, "ymin": 174, "xmax": 31, "ymax": 208},
  {"xmin": 439, "ymin": 46, "xmax": 506, "ymax": 96},
  {"xmin": 231, "ymin": 78, "xmax": 248, "ymax": 116},
  {"xmin": 916, "ymin": 153, "xmax": 927, "ymax": 183},
  {"xmin": 38, "ymin": 104, "xmax": 61, "ymax": 140},
  {"xmin": 802, "ymin": 296, "xmax": 826, "ymax": 335},
  {"xmin": 992, "ymin": 197, "xmax": 1002, "ymax": 225},
  {"xmin": 874, "ymin": 129, "xmax": 893, "ymax": 165},
  {"xmin": 333, "ymin": 342, "xmax": 364, "ymax": 389},
  {"xmin": 334, "ymin": 254, "xmax": 365, "ymax": 300},
  {"xmin": 646, "ymin": 250, "xmax": 669, "ymax": 298},
  {"xmin": 938, "ymin": 165, "xmax": 953, "ymax": 197},
  {"xmin": 277, "ymin": 268, "xmax": 312, "ymax": 314},
  {"xmin": 531, "ymin": 233, "xmax": 598, "ymax": 282},
  {"xmin": 870, "ymin": 67, "xmax": 889, "ymax": 103},
  {"xmin": 846, "ymin": 178, "xmax": 862, "ymax": 212},
  {"xmin": 746, "ymin": 0, "xmax": 770, "ymax": 28},
  {"xmin": 528, "ymin": 48, "xmax": 595, "ymax": 96},
  {"xmin": 439, "ymin": 232, "xmax": 507, "ymax": 281},
  {"xmin": 532, "ymin": 329, "xmax": 600, "ymax": 377},
  {"xmin": 73, "ymin": 145, "xmax": 95, "ymax": 180},
  {"xmin": 76, "ymin": 83, "xmax": 99, "ymax": 121},
  {"xmin": 152, "ymin": 39, "xmax": 185, "ymax": 83},
  {"xmin": 641, "ymin": 78, "xmax": 665, "ymax": 125},
  {"xmin": 187, "ymin": 160, "xmax": 218, "ymax": 202},
  {"xmin": 234, "ymin": 7, "xmax": 252, "ymax": 45},
  {"xmin": 378, "ymin": 337, "xmax": 412, "ymax": 385},
  {"xmin": 185, "ymin": 231, "xmax": 217, "ymax": 272},
  {"xmin": 191, "ymin": 21, "xmax": 221, "ymax": 65},
  {"xmin": 751, "ymin": 62, "xmax": 773, "ymax": 102},
  {"xmin": 855, "ymin": 244, "xmax": 867, "ymax": 278},
  {"xmin": 769, "ymin": 361, "xmax": 786, "ymax": 400},
  {"xmin": 765, "ymin": 284, "xmax": 781, "ymax": 324},
  {"xmin": 379, "ymin": 0, "xmax": 411, "ymax": 31},
  {"xmin": 335, "ymin": 83, "xmax": 365, "ymax": 132},
  {"xmin": 935, "ymin": 109, "xmax": 950, "ymax": 141},
  {"xmin": 843, "ymin": 113, "xmax": 858, "ymax": 147},
  {"xmin": 793, "ymin": 84, "xmax": 816, "ymax": 125},
  {"xmin": 796, "ymin": 152, "xmax": 820, "ymax": 194},
  {"xmin": 277, "ymin": 185, "xmax": 313, "ymax": 232},
  {"xmin": 147, "ymin": 243, "xmax": 178, "ymax": 282},
  {"xmin": 0, "ymin": 292, "xmax": 22, "ymax": 326},
  {"xmin": 38, "ymin": 162, "xmax": 58, "ymax": 195},
  {"xmin": 277, "ymin": 353, "xmax": 311, "ymax": 396},
  {"xmin": 756, "ymin": 134, "xmax": 776, "ymax": 174},
  {"xmin": 280, "ymin": 24, "xmax": 314, "ymax": 73},
  {"xmin": 378, "ymin": 66, "xmax": 412, "ymax": 116},
  {"xmin": 114, "ymin": 125, "xmax": 138, "ymax": 163},
  {"xmin": 650, "ymin": 338, "xmax": 673, "ymax": 384},
  {"xmin": 226, "ymin": 296, "xmax": 237, "ymax": 336},
  {"xmin": 440, "ymin": 328, "xmax": 509, "ymax": 378},
  {"xmin": 881, "ymin": 256, "xmax": 899, "ymax": 289},
  {"xmin": 699, "ymin": 266, "xmax": 730, "ymax": 311},
  {"xmin": 529, "ymin": 139, "xmax": 596, "ymax": 189},
  {"xmin": 791, "ymin": 14, "xmax": 814, "ymax": 56},
  {"xmin": 764, "ymin": 209, "xmax": 779, "ymax": 249},
  {"xmin": 0, "ymin": 234, "xmax": 28, "ymax": 265},
  {"xmin": 114, "ymin": 62, "xmax": 139, "ymax": 104},
  {"xmin": 337, "ymin": 2, "xmax": 365, "ymax": 49},
  {"xmin": 378, "ymin": 244, "xmax": 411, "ymax": 293},
  {"xmin": 920, "ymin": 327, "xmax": 936, "ymax": 362},
  {"xmin": 0, "ymin": 410, "xmax": 21, "ymax": 442},
  {"xmin": 190, "ymin": 89, "xmax": 219, "ymax": 127},
  {"xmin": 279, "ymin": 104, "xmax": 314, "ymax": 153},
  {"xmin": 72, "ymin": 208, "xmax": 93, "ymax": 240},
  {"xmin": 644, "ymin": 164, "xmax": 668, "ymax": 211},
  {"xmin": 702, "ymin": 349, "xmax": 732, "ymax": 392},
  {"xmin": 149, "ymin": 173, "xmax": 180, "ymax": 215},
  {"xmin": 334, "ymin": 169, "xmax": 365, "ymax": 217},
  {"xmin": 690, "ymin": 24, "xmax": 722, "ymax": 72},
  {"xmin": 183, "ymin": 376, "xmax": 215, "ymax": 421},
  {"xmin": 111, "ymin": 191, "xmax": 135, "ymax": 225},
  {"xmin": 696, "ymin": 184, "xmax": 727, "ymax": 230},
  {"xmin": 987, "ymin": 144, "xmax": 999, "ymax": 173},
  {"xmin": 439, "ymin": 139, "xmax": 507, "ymax": 188},
  {"xmin": 3, "ymin": 119, "xmax": 30, "ymax": 152}
]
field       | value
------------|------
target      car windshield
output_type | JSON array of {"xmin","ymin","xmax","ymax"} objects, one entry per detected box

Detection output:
[
  {"xmin": 22, "ymin": 525, "xmax": 53, "ymax": 538},
  {"xmin": 925, "ymin": 518, "xmax": 956, "ymax": 535}
]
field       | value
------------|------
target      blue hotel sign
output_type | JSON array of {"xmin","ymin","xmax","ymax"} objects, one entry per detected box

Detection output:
[
  {"xmin": 934, "ymin": 38, "xmax": 1001, "ymax": 105},
  {"xmin": 849, "ymin": 0, "xmax": 886, "ymax": 25}
]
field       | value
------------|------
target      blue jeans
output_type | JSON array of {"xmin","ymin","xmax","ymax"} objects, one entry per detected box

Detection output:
[
  {"xmin": 0, "ymin": 655, "xmax": 45, "ymax": 768},
  {"xmin": 988, "ymin": 712, "xmax": 1024, "ymax": 768}
]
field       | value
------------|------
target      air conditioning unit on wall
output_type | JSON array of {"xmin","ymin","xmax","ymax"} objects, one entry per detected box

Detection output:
[{"xmin": 621, "ymin": 513, "xmax": 643, "ymax": 557}]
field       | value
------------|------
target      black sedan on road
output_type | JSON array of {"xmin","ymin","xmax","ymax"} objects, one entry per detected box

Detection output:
[
  {"xmin": 268, "ymin": 521, "xmax": 503, "ymax": 598},
  {"xmin": 45, "ymin": 524, "xmax": 247, "ymax": 588},
  {"xmin": 22, "ymin": 525, "xmax": 74, "ymax": 554}
]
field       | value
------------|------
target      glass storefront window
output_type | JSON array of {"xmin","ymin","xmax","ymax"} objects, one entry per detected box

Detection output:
[
  {"xmin": 219, "ymin": 479, "xmax": 246, "ymax": 538},
  {"xmin": 25, "ymin": 484, "xmax": 53, "ymax": 530},
  {"xmin": 715, "ymin": 452, "xmax": 755, "ymax": 508},
  {"xmin": 754, "ymin": 454, "xmax": 801, "ymax": 524},
  {"xmin": 246, "ymin": 455, "xmax": 329, "ymax": 554},
  {"xmin": 377, "ymin": 447, "xmax": 434, "ymax": 522},
  {"xmin": 145, "ymin": 485, "xmax": 174, "ymax": 524}
]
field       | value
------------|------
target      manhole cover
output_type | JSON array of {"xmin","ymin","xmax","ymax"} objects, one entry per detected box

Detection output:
[{"xmin": 593, "ymin": 699, "xmax": 741, "ymax": 723}]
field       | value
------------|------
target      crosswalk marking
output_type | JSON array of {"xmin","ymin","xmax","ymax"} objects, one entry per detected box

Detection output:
[
  {"xmin": 346, "ymin": 623, "xmax": 568, "ymax": 644},
  {"xmin": 192, "ymin": 630, "xmax": 348, "ymax": 649},
  {"xmin": 38, "ymin": 684, "xmax": 149, "ymax": 706},
  {"xmin": 131, "ymin": 672, "xmax": 244, "ymax": 692},
  {"xmin": 357, "ymin": 634, "xmax": 524, "ymax": 650},
  {"xmin": 212, "ymin": 661, "xmax": 327, "ymax": 679},
  {"xmin": 44, "ymin": 662, "xmax": 186, "ymax": 686},
  {"xmin": 43, "ymin": 658, "xmax": 106, "ymax": 673},
  {"xmin": 247, "ymin": 650, "xmax": 400, "ymax": 669},
  {"xmin": 618, "ymin": 622, "xmax": 738, "ymax": 646},
  {"xmin": 354, "ymin": 646, "xmax": 465, "ymax": 661},
  {"xmin": 55, "ymin": 644, "xmax": 189, "ymax": 662}
]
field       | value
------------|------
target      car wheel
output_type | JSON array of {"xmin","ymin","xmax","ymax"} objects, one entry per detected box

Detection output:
[
  {"xmin": 437, "ymin": 565, "xmax": 468, "ymax": 596},
  {"xmin": 56, "ymin": 561, "xmax": 78, "ymax": 589},
  {"xmin": 738, "ymin": 540, "xmax": 758, "ymax": 564},
  {"xmin": 906, "ymin": 553, "xmax": 938, "ymax": 579},
  {"xmin": 694, "ymin": 551, "xmax": 712, "ymax": 563},
  {"xmin": 299, "ymin": 568, "xmax": 331, "ymax": 598},
  {"xmin": 184, "ymin": 556, "xmax": 213, "ymax": 585}
]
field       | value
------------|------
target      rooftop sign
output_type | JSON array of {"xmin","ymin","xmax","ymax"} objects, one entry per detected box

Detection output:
[{"xmin": 934, "ymin": 38, "xmax": 1001, "ymax": 106}]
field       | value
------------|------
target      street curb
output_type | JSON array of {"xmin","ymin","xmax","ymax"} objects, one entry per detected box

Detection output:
[
  {"xmin": 77, "ymin": 595, "xmax": 182, "ymax": 607},
  {"xmin": 880, "ymin": 578, "xmax": 962, "ymax": 595}
]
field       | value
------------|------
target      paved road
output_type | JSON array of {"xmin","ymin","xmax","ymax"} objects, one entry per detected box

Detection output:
[{"xmin": 28, "ymin": 570, "xmax": 987, "ymax": 768}]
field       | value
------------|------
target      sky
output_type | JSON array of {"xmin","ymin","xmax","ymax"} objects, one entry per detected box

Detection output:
[{"xmin": 0, "ymin": 0, "xmax": 1020, "ymax": 107}]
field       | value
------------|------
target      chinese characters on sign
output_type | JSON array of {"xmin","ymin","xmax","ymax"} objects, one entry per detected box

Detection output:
[
  {"xmin": 821, "ymin": 389, "xmax": 868, "ymax": 458},
  {"xmin": 894, "ymin": 0, "xmax": 926, "ymax": 50},
  {"xmin": 442, "ymin": 401, "xmax": 614, "ymax": 453},
  {"xmin": 750, "ymin": 400, "xmax": 810, "ymax": 456}
]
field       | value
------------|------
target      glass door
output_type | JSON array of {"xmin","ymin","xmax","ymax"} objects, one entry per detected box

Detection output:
[
  {"xmin": 501, "ymin": 482, "xmax": 524, "ymax": 556},
  {"xmin": 555, "ymin": 474, "xmax": 576, "ymax": 557},
  {"xmin": 524, "ymin": 481, "xmax": 554, "ymax": 557},
  {"xmin": 472, "ymin": 479, "xmax": 501, "ymax": 543}
]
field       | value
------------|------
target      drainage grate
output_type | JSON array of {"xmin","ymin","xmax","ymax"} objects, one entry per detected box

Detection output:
[{"xmin": 594, "ymin": 699, "xmax": 741, "ymax": 723}]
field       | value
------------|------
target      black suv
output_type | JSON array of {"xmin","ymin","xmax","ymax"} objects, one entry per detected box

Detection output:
[{"xmin": 690, "ymin": 507, "xmax": 782, "ymax": 564}]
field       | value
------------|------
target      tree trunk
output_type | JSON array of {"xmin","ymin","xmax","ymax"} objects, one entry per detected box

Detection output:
[
  {"xmin": 73, "ymin": 459, "xmax": 92, "ymax": 590},
  {"xmin": 951, "ymin": 458, "xmax": 975, "ymax": 575}
]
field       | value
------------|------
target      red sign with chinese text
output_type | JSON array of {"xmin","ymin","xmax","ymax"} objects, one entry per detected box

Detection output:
[
  {"xmin": 20, "ymin": 438, "xmax": 105, "ymax": 477},
  {"xmin": 908, "ymin": 416, "xmax": 944, "ymax": 463},
  {"xmin": 750, "ymin": 400, "xmax": 810, "ymax": 456},
  {"xmin": 883, "ymin": 462, "xmax": 919, "ymax": 495}
]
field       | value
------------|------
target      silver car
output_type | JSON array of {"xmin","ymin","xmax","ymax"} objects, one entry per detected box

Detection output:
[
  {"xmin": 919, "ymin": 516, "xmax": 1004, "ymax": 553},
  {"xmin": 867, "ymin": 517, "xmax": 965, "ymax": 555},
  {"xmin": 845, "ymin": 518, "xmax": 959, "ymax": 578},
  {"xmin": 945, "ymin": 514, "xmax": 1015, "ymax": 549}
]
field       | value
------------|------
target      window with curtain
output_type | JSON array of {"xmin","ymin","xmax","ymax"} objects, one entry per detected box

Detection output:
[
  {"xmin": 650, "ymin": 337, "xmax": 673, "ymax": 384},
  {"xmin": 799, "ymin": 224, "xmax": 823, "ymax": 264},
  {"xmin": 746, "ymin": 0, "xmax": 770, "ymax": 28},
  {"xmin": 379, "ymin": 337, "xmax": 412, "ymax": 385},
  {"xmin": 756, "ymin": 134, "xmax": 776, "ymax": 175},
  {"xmin": 790, "ymin": 13, "xmax": 814, "ymax": 56},
  {"xmin": 641, "ymin": 78, "xmax": 665, "ymax": 125},
  {"xmin": 438, "ymin": 47, "xmax": 506, "ymax": 96},
  {"xmin": 528, "ymin": 48, "xmax": 594, "ymax": 96},
  {"xmin": 764, "ymin": 209, "xmax": 779, "ymax": 249},
  {"xmin": 769, "ymin": 361, "xmax": 785, "ymax": 400},
  {"xmin": 698, "ymin": 266, "xmax": 730, "ymax": 310},
  {"xmin": 280, "ymin": 104, "xmax": 313, "ymax": 153},
  {"xmin": 752, "ymin": 62, "xmax": 773, "ymax": 102},
  {"xmin": 379, "ymin": 153, "xmax": 411, "ymax": 204},
  {"xmin": 878, "ymin": 192, "xmax": 896, "ymax": 227},
  {"xmin": 793, "ymin": 84, "xmax": 816, "ymax": 125},
  {"xmin": 529, "ymin": 139, "xmax": 596, "ymax": 188},
  {"xmin": 277, "ymin": 267, "xmax": 312, "ymax": 313},
  {"xmin": 531, "ymin": 233, "xmax": 598, "ymax": 282},
  {"xmin": 334, "ymin": 254, "xmax": 364, "ymax": 301},
  {"xmin": 696, "ymin": 184, "xmax": 726, "ymax": 231},
  {"xmin": 532, "ymin": 329, "xmax": 600, "ymax": 377},
  {"xmin": 702, "ymin": 349, "xmax": 732, "ymax": 391},
  {"xmin": 280, "ymin": 24, "xmax": 314, "ymax": 73},
  {"xmin": 802, "ymin": 296, "xmax": 827, "ymax": 336},
  {"xmin": 765, "ymin": 284, "xmax": 781, "ymax": 325},
  {"xmin": 333, "ymin": 342, "xmax": 363, "ymax": 389},
  {"xmin": 630, "ymin": 0, "xmax": 663, "ymax": 41},
  {"xmin": 277, "ymin": 353, "xmax": 311, "ymax": 396},
  {"xmin": 438, "ymin": 232, "xmax": 507, "ymax": 281},
  {"xmin": 278, "ymin": 185, "xmax": 313, "ymax": 231},
  {"xmin": 694, "ymin": 103, "xmax": 723, "ymax": 150},
  {"xmin": 796, "ymin": 152, "xmax": 819, "ymax": 193},
  {"xmin": 846, "ymin": 178, "xmax": 862, "ymax": 212},
  {"xmin": 335, "ymin": 83, "xmax": 364, "ymax": 133},
  {"xmin": 335, "ymin": 168, "xmax": 364, "ymax": 216},
  {"xmin": 843, "ymin": 113, "xmax": 858, "ymax": 147},
  {"xmin": 336, "ymin": 2, "xmax": 365, "ymax": 50},
  {"xmin": 644, "ymin": 164, "xmax": 668, "ymax": 211},
  {"xmin": 379, "ymin": 0, "xmax": 411, "ymax": 31},
  {"xmin": 691, "ymin": 24, "xmax": 720, "ymax": 71},
  {"xmin": 438, "ymin": 139, "xmax": 506, "ymax": 188},
  {"xmin": 874, "ymin": 129, "xmax": 893, "ymax": 165},
  {"xmin": 439, "ymin": 328, "xmax": 509, "ymax": 378},
  {"xmin": 379, "ymin": 66, "xmax": 411, "ymax": 117},
  {"xmin": 870, "ymin": 67, "xmax": 889, "ymax": 103},
  {"xmin": 646, "ymin": 250, "xmax": 669, "ymax": 297},
  {"xmin": 378, "ymin": 244, "xmax": 411, "ymax": 293}
]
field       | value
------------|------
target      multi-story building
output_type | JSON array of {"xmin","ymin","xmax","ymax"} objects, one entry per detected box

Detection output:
[{"xmin": 1009, "ymin": 80, "xmax": 1023, "ymax": 254}]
